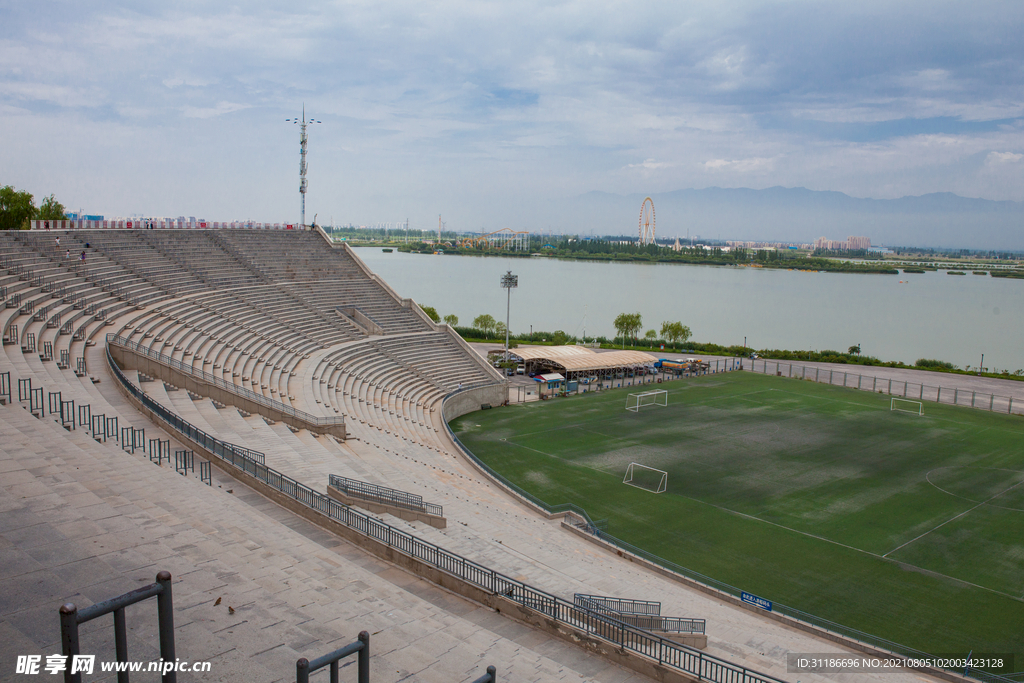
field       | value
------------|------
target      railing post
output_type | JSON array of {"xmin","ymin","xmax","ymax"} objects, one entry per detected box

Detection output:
[
  {"xmin": 358, "ymin": 630, "xmax": 370, "ymax": 683},
  {"xmin": 155, "ymin": 571, "xmax": 176, "ymax": 682},
  {"xmin": 296, "ymin": 657, "xmax": 310, "ymax": 683},
  {"xmin": 113, "ymin": 607, "xmax": 129, "ymax": 683},
  {"xmin": 59, "ymin": 603, "xmax": 81, "ymax": 683}
]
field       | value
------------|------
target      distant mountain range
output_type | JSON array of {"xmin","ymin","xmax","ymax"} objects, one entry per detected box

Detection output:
[{"xmin": 560, "ymin": 187, "xmax": 1024, "ymax": 251}]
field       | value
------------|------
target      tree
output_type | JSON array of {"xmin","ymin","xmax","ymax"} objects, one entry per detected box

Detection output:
[
  {"xmin": 419, "ymin": 304, "xmax": 440, "ymax": 323},
  {"xmin": 551, "ymin": 330, "xmax": 568, "ymax": 346},
  {"xmin": 660, "ymin": 321, "xmax": 692, "ymax": 348},
  {"xmin": 495, "ymin": 321, "xmax": 507, "ymax": 338},
  {"xmin": 473, "ymin": 314, "xmax": 497, "ymax": 335},
  {"xmin": 613, "ymin": 312, "xmax": 642, "ymax": 346},
  {"xmin": 644, "ymin": 329, "xmax": 657, "ymax": 347},
  {"xmin": 0, "ymin": 185, "xmax": 35, "ymax": 230},
  {"xmin": 37, "ymin": 194, "xmax": 66, "ymax": 221},
  {"xmin": 443, "ymin": 314, "xmax": 459, "ymax": 327},
  {"xmin": 848, "ymin": 344, "xmax": 861, "ymax": 355}
]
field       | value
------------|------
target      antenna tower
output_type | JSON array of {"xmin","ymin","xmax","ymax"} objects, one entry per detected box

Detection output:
[{"xmin": 285, "ymin": 105, "xmax": 321, "ymax": 227}]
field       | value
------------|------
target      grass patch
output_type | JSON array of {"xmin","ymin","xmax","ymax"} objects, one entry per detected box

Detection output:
[{"xmin": 452, "ymin": 372, "xmax": 1024, "ymax": 661}]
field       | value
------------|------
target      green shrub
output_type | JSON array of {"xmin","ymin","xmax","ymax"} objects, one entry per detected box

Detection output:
[{"xmin": 915, "ymin": 358, "xmax": 955, "ymax": 370}]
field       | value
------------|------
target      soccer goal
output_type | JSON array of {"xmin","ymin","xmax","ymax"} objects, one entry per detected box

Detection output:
[
  {"xmin": 891, "ymin": 397, "xmax": 924, "ymax": 416},
  {"xmin": 623, "ymin": 463, "xmax": 668, "ymax": 494},
  {"xmin": 626, "ymin": 389, "xmax": 668, "ymax": 412}
]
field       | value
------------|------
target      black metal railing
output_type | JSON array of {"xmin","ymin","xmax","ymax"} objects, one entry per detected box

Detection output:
[
  {"xmin": 440, "ymin": 395, "xmax": 603, "ymax": 533},
  {"xmin": 574, "ymin": 595, "xmax": 705, "ymax": 634},
  {"xmin": 59, "ymin": 570, "xmax": 176, "ymax": 683},
  {"xmin": 105, "ymin": 343, "xmax": 784, "ymax": 683},
  {"xmin": 106, "ymin": 334, "xmax": 344, "ymax": 431},
  {"xmin": 469, "ymin": 666, "xmax": 497, "ymax": 683},
  {"xmin": 575, "ymin": 593, "xmax": 661, "ymax": 615},
  {"xmin": 749, "ymin": 358, "xmax": 1021, "ymax": 416},
  {"xmin": 296, "ymin": 632, "xmax": 368, "ymax": 683},
  {"xmin": 329, "ymin": 474, "xmax": 443, "ymax": 516},
  {"xmin": 107, "ymin": 346, "xmax": 264, "ymax": 465}
]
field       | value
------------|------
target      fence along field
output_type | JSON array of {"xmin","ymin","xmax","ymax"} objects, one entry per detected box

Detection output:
[{"xmin": 451, "ymin": 371, "xmax": 1024, "ymax": 666}]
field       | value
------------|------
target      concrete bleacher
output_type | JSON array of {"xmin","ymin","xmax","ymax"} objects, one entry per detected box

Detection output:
[
  {"xmin": 0, "ymin": 395, "xmax": 641, "ymax": 682},
  {"xmin": 0, "ymin": 227, "xmax": 939, "ymax": 683}
]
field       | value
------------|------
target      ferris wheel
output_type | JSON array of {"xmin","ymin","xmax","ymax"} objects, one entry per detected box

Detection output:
[{"xmin": 638, "ymin": 197, "xmax": 655, "ymax": 246}]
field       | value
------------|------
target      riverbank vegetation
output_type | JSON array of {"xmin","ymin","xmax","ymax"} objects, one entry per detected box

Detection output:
[
  {"xmin": 340, "ymin": 225, "xmax": 1022, "ymax": 275},
  {"xmin": 390, "ymin": 239, "xmax": 901, "ymax": 274},
  {"xmin": 433, "ymin": 305, "xmax": 1024, "ymax": 380}
]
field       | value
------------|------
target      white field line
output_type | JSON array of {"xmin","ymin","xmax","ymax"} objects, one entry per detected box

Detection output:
[
  {"xmin": 671, "ymin": 493, "xmax": 1024, "ymax": 602},
  {"xmin": 499, "ymin": 439, "xmax": 1024, "ymax": 602},
  {"xmin": 505, "ymin": 387, "xmax": 776, "ymax": 440},
  {"xmin": 883, "ymin": 478, "xmax": 1024, "ymax": 559}
]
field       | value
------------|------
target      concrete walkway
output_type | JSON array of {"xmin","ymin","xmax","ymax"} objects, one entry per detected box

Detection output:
[{"xmin": 0, "ymin": 403, "xmax": 650, "ymax": 683}]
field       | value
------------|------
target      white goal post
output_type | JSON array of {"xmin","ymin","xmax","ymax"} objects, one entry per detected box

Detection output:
[
  {"xmin": 891, "ymin": 398, "xmax": 924, "ymax": 416},
  {"xmin": 626, "ymin": 389, "xmax": 668, "ymax": 412},
  {"xmin": 623, "ymin": 463, "xmax": 668, "ymax": 493}
]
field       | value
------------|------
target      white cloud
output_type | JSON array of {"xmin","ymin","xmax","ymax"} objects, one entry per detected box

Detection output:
[
  {"xmin": 628, "ymin": 159, "xmax": 676, "ymax": 170},
  {"xmin": 986, "ymin": 151, "xmax": 1024, "ymax": 165},
  {"xmin": 181, "ymin": 102, "xmax": 252, "ymax": 119},
  {"xmin": 3, "ymin": 0, "xmax": 1024, "ymax": 230},
  {"xmin": 704, "ymin": 157, "xmax": 774, "ymax": 173}
]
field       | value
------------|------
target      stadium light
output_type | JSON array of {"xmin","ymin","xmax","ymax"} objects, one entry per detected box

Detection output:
[{"xmin": 500, "ymin": 270, "xmax": 517, "ymax": 364}]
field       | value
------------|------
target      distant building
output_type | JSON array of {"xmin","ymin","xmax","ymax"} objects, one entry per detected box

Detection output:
[{"xmin": 814, "ymin": 236, "xmax": 871, "ymax": 251}]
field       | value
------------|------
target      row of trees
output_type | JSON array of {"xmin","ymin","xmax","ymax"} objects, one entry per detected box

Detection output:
[
  {"xmin": 421, "ymin": 305, "xmax": 695, "ymax": 351},
  {"xmin": 0, "ymin": 185, "xmax": 67, "ymax": 230},
  {"xmin": 419, "ymin": 305, "xmax": 692, "ymax": 350},
  {"xmin": 417, "ymin": 305, "xmax": 462, "ymax": 328},
  {"xmin": 612, "ymin": 313, "xmax": 692, "ymax": 348}
]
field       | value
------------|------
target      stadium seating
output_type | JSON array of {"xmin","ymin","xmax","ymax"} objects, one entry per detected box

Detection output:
[{"xmin": 0, "ymin": 227, "xmax": 893, "ymax": 683}]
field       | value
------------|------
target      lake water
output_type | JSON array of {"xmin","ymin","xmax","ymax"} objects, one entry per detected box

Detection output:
[{"xmin": 353, "ymin": 248, "xmax": 1024, "ymax": 372}]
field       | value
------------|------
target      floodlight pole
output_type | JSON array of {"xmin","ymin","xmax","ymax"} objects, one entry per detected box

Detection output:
[{"xmin": 500, "ymin": 271, "xmax": 517, "ymax": 364}]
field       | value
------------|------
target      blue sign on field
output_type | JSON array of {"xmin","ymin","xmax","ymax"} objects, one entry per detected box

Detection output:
[{"xmin": 741, "ymin": 591, "xmax": 772, "ymax": 611}]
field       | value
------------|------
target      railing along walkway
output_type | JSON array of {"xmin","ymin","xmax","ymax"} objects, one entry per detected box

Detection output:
[
  {"xmin": 329, "ymin": 474, "xmax": 442, "ymax": 516},
  {"xmin": 573, "ymin": 594, "xmax": 705, "ymax": 634},
  {"xmin": 107, "ymin": 334, "xmax": 343, "ymax": 432},
  {"xmin": 104, "ymin": 345, "xmax": 784, "ymax": 683},
  {"xmin": 749, "ymin": 358, "xmax": 1021, "ymax": 415}
]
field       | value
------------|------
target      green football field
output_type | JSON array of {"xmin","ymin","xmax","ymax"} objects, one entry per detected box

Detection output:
[{"xmin": 451, "ymin": 371, "xmax": 1024, "ymax": 663}]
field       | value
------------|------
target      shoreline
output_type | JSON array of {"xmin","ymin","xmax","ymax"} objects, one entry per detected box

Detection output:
[{"xmin": 346, "ymin": 240, "xmax": 1024, "ymax": 277}]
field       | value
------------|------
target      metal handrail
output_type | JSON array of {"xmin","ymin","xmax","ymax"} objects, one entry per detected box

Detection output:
[
  {"xmin": 106, "ymin": 346, "xmax": 264, "ymax": 464},
  {"xmin": 469, "ymin": 666, "xmax": 497, "ymax": 683},
  {"xmin": 106, "ymin": 334, "xmax": 343, "ymax": 429},
  {"xmin": 575, "ymin": 593, "xmax": 661, "ymax": 616},
  {"xmin": 296, "ymin": 631, "xmax": 368, "ymax": 683},
  {"xmin": 59, "ymin": 571, "xmax": 176, "ymax": 683},
  {"xmin": 329, "ymin": 474, "xmax": 442, "ymax": 516},
  {"xmin": 105, "ymin": 345, "xmax": 782, "ymax": 683},
  {"xmin": 750, "ymin": 358, "xmax": 1020, "ymax": 415},
  {"xmin": 574, "ymin": 595, "xmax": 705, "ymax": 635}
]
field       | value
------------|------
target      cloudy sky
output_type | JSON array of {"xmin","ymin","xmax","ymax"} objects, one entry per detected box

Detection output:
[{"xmin": 2, "ymin": 1, "xmax": 1023, "ymax": 235}]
